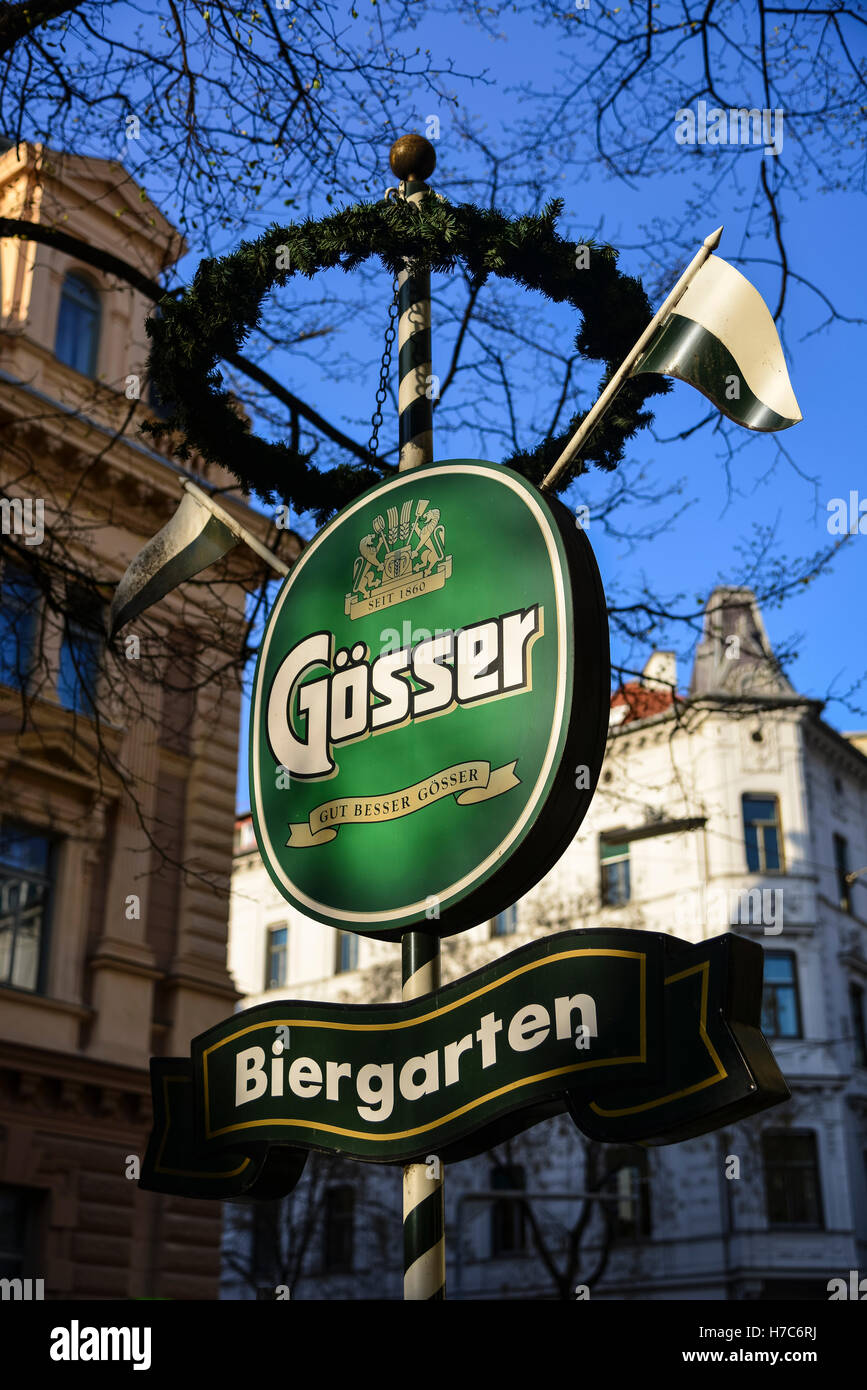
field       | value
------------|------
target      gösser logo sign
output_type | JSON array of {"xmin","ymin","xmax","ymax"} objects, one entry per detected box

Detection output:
[{"xmin": 250, "ymin": 458, "xmax": 609, "ymax": 938}]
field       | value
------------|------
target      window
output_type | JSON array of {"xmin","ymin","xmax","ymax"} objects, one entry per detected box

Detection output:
[
  {"xmin": 265, "ymin": 926, "xmax": 288, "ymax": 990},
  {"xmin": 490, "ymin": 1163, "xmax": 526, "ymax": 1256},
  {"xmin": 491, "ymin": 904, "xmax": 517, "ymax": 937},
  {"xmin": 834, "ymin": 833, "xmax": 851, "ymax": 913},
  {"xmin": 762, "ymin": 1132, "xmax": 823, "ymax": 1228},
  {"xmin": 57, "ymin": 583, "xmax": 103, "ymax": 715},
  {"xmin": 323, "ymin": 1185, "xmax": 354, "ymax": 1272},
  {"xmin": 0, "ymin": 564, "xmax": 40, "ymax": 691},
  {"xmin": 335, "ymin": 931, "xmax": 358, "ymax": 974},
  {"xmin": 0, "ymin": 823, "xmax": 55, "ymax": 993},
  {"xmin": 600, "ymin": 840, "xmax": 631, "ymax": 906},
  {"xmin": 0, "ymin": 1186, "xmax": 41, "ymax": 1278},
  {"xmin": 850, "ymin": 983, "xmax": 867, "ymax": 1069},
  {"xmin": 55, "ymin": 272, "xmax": 100, "ymax": 375},
  {"xmin": 761, "ymin": 953, "xmax": 802, "ymax": 1039},
  {"xmin": 250, "ymin": 1197, "xmax": 281, "ymax": 1292},
  {"xmin": 742, "ymin": 795, "xmax": 783, "ymax": 873},
  {"xmin": 604, "ymin": 1147, "xmax": 652, "ymax": 1239}
]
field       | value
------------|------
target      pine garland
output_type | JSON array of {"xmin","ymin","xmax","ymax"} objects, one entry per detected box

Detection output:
[{"xmin": 143, "ymin": 193, "xmax": 669, "ymax": 521}]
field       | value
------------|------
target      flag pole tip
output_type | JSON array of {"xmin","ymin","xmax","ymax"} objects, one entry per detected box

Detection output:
[{"xmin": 705, "ymin": 225, "xmax": 723, "ymax": 249}]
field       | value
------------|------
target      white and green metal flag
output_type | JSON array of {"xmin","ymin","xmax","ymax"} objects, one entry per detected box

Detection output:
[
  {"xmin": 109, "ymin": 481, "xmax": 288, "ymax": 638},
  {"xmin": 541, "ymin": 228, "xmax": 803, "ymax": 494},
  {"xmin": 631, "ymin": 254, "xmax": 802, "ymax": 431},
  {"xmin": 109, "ymin": 487, "xmax": 238, "ymax": 637}
]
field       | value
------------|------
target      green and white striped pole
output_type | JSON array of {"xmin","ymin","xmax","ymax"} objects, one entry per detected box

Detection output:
[
  {"xmin": 392, "ymin": 135, "xmax": 435, "ymax": 472},
  {"xmin": 389, "ymin": 132, "xmax": 446, "ymax": 1300},
  {"xmin": 401, "ymin": 929, "xmax": 445, "ymax": 1300}
]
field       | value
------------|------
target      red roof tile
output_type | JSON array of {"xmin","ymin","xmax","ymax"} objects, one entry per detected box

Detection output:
[{"xmin": 610, "ymin": 682, "xmax": 675, "ymax": 725}]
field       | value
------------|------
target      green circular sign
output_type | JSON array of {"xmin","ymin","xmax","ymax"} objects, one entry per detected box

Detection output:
[{"xmin": 250, "ymin": 459, "xmax": 609, "ymax": 939}]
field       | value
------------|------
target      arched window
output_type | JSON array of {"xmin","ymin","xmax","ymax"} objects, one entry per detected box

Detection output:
[{"xmin": 55, "ymin": 272, "xmax": 100, "ymax": 375}]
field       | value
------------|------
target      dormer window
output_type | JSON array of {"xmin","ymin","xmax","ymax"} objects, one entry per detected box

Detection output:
[{"xmin": 55, "ymin": 272, "xmax": 100, "ymax": 376}]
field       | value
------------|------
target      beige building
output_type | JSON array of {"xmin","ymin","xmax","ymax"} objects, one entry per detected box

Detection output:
[{"xmin": 0, "ymin": 142, "xmax": 298, "ymax": 1297}]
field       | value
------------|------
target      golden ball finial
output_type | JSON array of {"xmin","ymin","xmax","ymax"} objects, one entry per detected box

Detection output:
[{"xmin": 389, "ymin": 133, "xmax": 436, "ymax": 183}]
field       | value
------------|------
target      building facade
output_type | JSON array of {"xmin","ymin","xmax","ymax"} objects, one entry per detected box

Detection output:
[
  {"xmin": 0, "ymin": 142, "xmax": 298, "ymax": 1298},
  {"xmin": 224, "ymin": 587, "xmax": 867, "ymax": 1299}
]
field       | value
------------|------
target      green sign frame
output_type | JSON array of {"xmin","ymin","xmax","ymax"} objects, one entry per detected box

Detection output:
[{"xmin": 249, "ymin": 459, "xmax": 609, "ymax": 939}]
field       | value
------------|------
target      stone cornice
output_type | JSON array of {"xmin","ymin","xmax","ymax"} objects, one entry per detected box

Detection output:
[
  {"xmin": 803, "ymin": 715, "xmax": 867, "ymax": 781},
  {"xmin": 0, "ymin": 986, "xmax": 92, "ymax": 1024},
  {"xmin": 608, "ymin": 692, "xmax": 822, "ymax": 745},
  {"xmin": 0, "ymin": 1042, "xmax": 151, "ymax": 1139},
  {"xmin": 819, "ymin": 894, "xmax": 867, "ymax": 932},
  {"xmin": 86, "ymin": 951, "xmax": 161, "ymax": 983},
  {"xmin": 0, "ymin": 1039, "xmax": 149, "ymax": 1089},
  {"xmin": 768, "ymin": 1074, "xmax": 848, "ymax": 1094},
  {"xmin": 0, "ymin": 715, "xmax": 125, "ymax": 799},
  {"xmin": 838, "ymin": 951, "xmax": 867, "ymax": 975},
  {"xmin": 0, "ymin": 363, "xmax": 302, "ymax": 567},
  {"xmin": 0, "ymin": 143, "xmax": 185, "ymax": 270},
  {"xmin": 730, "ymin": 920, "xmax": 816, "ymax": 939},
  {"xmin": 161, "ymin": 967, "xmax": 240, "ymax": 1006}
]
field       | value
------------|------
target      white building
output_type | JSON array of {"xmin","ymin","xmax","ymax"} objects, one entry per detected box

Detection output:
[{"xmin": 222, "ymin": 588, "xmax": 867, "ymax": 1300}]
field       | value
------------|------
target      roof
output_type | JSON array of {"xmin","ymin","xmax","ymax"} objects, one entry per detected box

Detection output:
[{"xmin": 609, "ymin": 682, "xmax": 676, "ymax": 726}]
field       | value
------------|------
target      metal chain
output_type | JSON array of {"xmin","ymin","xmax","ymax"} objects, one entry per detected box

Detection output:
[{"xmin": 368, "ymin": 274, "xmax": 400, "ymax": 459}]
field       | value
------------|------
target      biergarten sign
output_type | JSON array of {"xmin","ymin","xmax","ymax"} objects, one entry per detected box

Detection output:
[
  {"xmin": 140, "ymin": 929, "xmax": 788, "ymax": 1198},
  {"xmin": 249, "ymin": 458, "xmax": 609, "ymax": 939}
]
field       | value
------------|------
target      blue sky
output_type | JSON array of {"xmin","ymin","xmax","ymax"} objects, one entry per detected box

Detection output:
[{"xmin": 92, "ymin": 4, "xmax": 864, "ymax": 811}]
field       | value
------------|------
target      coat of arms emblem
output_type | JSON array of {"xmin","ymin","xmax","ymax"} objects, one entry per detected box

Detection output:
[{"xmin": 345, "ymin": 497, "xmax": 452, "ymax": 618}]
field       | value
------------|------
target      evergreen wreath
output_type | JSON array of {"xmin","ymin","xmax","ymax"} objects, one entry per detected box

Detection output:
[{"xmin": 143, "ymin": 193, "xmax": 669, "ymax": 522}]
